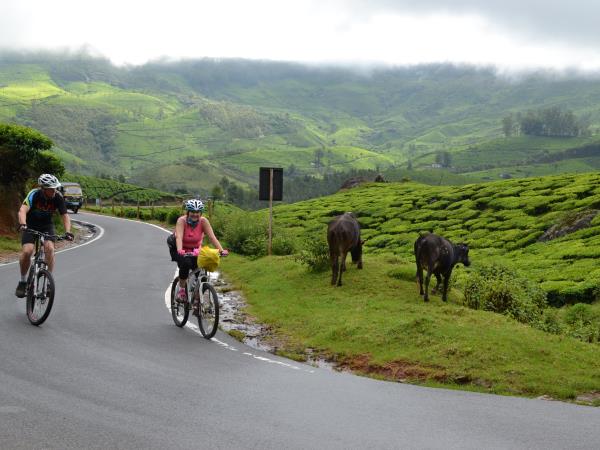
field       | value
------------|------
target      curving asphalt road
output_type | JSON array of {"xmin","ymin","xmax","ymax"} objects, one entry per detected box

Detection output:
[{"xmin": 1, "ymin": 212, "xmax": 599, "ymax": 449}]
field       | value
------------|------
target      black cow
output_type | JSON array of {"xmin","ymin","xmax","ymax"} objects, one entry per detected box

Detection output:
[
  {"xmin": 327, "ymin": 212, "xmax": 364, "ymax": 286},
  {"xmin": 415, "ymin": 233, "xmax": 470, "ymax": 302}
]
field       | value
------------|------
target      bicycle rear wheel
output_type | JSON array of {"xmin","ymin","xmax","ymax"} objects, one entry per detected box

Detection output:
[
  {"xmin": 197, "ymin": 283, "xmax": 219, "ymax": 339},
  {"xmin": 170, "ymin": 277, "xmax": 189, "ymax": 327},
  {"xmin": 26, "ymin": 268, "xmax": 55, "ymax": 326}
]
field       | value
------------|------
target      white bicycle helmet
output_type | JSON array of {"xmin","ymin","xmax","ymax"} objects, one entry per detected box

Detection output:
[
  {"xmin": 38, "ymin": 173, "xmax": 61, "ymax": 189},
  {"xmin": 184, "ymin": 199, "xmax": 205, "ymax": 212}
]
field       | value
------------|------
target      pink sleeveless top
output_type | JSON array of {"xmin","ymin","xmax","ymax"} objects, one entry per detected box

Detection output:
[{"xmin": 177, "ymin": 216, "xmax": 205, "ymax": 251}]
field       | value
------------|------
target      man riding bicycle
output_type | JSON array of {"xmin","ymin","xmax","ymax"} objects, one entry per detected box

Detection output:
[
  {"xmin": 172, "ymin": 199, "xmax": 228, "ymax": 301},
  {"xmin": 15, "ymin": 173, "xmax": 74, "ymax": 298}
]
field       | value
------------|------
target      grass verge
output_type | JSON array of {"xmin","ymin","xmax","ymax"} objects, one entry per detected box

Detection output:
[
  {"xmin": 220, "ymin": 253, "xmax": 600, "ymax": 401},
  {"xmin": 0, "ymin": 235, "xmax": 21, "ymax": 253}
]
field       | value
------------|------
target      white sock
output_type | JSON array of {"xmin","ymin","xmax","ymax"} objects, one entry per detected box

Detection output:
[{"xmin": 20, "ymin": 275, "xmax": 26, "ymax": 282}]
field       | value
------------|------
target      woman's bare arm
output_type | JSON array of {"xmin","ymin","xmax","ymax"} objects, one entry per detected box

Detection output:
[{"xmin": 175, "ymin": 216, "xmax": 185, "ymax": 252}]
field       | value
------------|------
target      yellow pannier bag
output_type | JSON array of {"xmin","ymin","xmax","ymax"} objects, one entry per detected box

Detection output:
[{"xmin": 198, "ymin": 246, "xmax": 220, "ymax": 272}]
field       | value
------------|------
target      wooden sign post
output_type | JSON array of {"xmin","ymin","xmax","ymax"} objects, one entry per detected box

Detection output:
[{"xmin": 259, "ymin": 167, "xmax": 283, "ymax": 256}]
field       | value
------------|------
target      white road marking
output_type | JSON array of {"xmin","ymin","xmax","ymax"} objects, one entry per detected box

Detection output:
[
  {"xmin": 163, "ymin": 276, "xmax": 314, "ymax": 373},
  {"xmin": 78, "ymin": 211, "xmax": 172, "ymax": 234}
]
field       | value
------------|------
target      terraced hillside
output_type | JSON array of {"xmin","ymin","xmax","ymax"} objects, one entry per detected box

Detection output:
[{"xmin": 271, "ymin": 172, "xmax": 600, "ymax": 305}]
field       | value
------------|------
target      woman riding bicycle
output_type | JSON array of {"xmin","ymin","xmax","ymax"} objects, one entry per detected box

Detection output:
[{"xmin": 173, "ymin": 199, "xmax": 228, "ymax": 301}]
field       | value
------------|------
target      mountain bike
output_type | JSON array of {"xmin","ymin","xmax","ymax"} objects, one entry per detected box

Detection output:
[
  {"xmin": 22, "ymin": 229, "xmax": 65, "ymax": 326},
  {"xmin": 170, "ymin": 255, "xmax": 220, "ymax": 339}
]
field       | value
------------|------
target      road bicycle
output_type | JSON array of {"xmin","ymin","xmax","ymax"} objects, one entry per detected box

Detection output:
[
  {"xmin": 170, "ymin": 255, "xmax": 220, "ymax": 339},
  {"xmin": 22, "ymin": 229, "xmax": 66, "ymax": 326}
]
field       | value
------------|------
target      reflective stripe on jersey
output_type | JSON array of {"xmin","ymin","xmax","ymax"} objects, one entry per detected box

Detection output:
[{"xmin": 23, "ymin": 189, "xmax": 38, "ymax": 207}]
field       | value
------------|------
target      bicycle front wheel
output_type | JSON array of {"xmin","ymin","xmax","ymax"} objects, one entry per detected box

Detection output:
[
  {"xmin": 197, "ymin": 283, "xmax": 219, "ymax": 339},
  {"xmin": 26, "ymin": 268, "xmax": 55, "ymax": 326},
  {"xmin": 170, "ymin": 277, "xmax": 189, "ymax": 327}
]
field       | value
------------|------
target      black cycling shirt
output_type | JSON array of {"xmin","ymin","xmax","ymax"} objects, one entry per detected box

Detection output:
[{"xmin": 23, "ymin": 189, "xmax": 67, "ymax": 228}]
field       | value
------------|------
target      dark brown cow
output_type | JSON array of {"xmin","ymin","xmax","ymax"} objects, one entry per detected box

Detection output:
[
  {"xmin": 415, "ymin": 233, "xmax": 470, "ymax": 302},
  {"xmin": 327, "ymin": 212, "xmax": 363, "ymax": 286}
]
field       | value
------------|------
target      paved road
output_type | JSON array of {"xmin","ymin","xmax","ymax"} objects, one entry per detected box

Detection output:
[{"xmin": 1, "ymin": 213, "xmax": 599, "ymax": 449}]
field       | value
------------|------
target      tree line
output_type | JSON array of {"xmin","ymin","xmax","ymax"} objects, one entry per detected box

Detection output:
[
  {"xmin": 0, "ymin": 123, "xmax": 65, "ymax": 231},
  {"xmin": 502, "ymin": 107, "xmax": 590, "ymax": 138}
]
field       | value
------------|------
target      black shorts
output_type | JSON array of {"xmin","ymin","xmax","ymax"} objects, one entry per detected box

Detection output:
[
  {"xmin": 21, "ymin": 225, "xmax": 57, "ymax": 245},
  {"xmin": 175, "ymin": 254, "xmax": 198, "ymax": 280}
]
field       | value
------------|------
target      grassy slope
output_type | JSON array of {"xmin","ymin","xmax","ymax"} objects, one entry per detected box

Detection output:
[{"xmin": 222, "ymin": 255, "xmax": 600, "ymax": 400}]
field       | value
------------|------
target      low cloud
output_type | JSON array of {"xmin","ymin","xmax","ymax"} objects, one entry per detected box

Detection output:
[
  {"xmin": 2, "ymin": 0, "xmax": 600, "ymax": 70},
  {"xmin": 344, "ymin": 0, "xmax": 600, "ymax": 48}
]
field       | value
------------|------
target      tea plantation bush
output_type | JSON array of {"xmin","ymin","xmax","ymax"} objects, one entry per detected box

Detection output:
[
  {"xmin": 563, "ymin": 303, "xmax": 600, "ymax": 343},
  {"xmin": 222, "ymin": 213, "xmax": 296, "ymax": 258},
  {"xmin": 462, "ymin": 263, "xmax": 547, "ymax": 325},
  {"xmin": 295, "ymin": 234, "xmax": 330, "ymax": 272},
  {"xmin": 222, "ymin": 213, "xmax": 268, "ymax": 258},
  {"xmin": 272, "ymin": 172, "xmax": 600, "ymax": 305},
  {"xmin": 271, "ymin": 229, "xmax": 298, "ymax": 256}
]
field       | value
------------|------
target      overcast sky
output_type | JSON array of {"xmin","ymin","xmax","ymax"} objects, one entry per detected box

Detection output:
[{"xmin": 2, "ymin": 0, "xmax": 600, "ymax": 71}]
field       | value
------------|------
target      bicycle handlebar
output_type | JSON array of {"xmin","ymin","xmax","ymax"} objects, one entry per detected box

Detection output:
[
  {"xmin": 181, "ymin": 251, "xmax": 229, "ymax": 257},
  {"xmin": 22, "ymin": 228, "xmax": 67, "ymax": 241}
]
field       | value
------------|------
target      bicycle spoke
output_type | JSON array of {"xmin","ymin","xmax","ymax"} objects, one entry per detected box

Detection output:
[
  {"xmin": 26, "ymin": 268, "xmax": 54, "ymax": 326},
  {"xmin": 170, "ymin": 278, "xmax": 189, "ymax": 327},
  {"xmin": 197, "ymin": 283, "xmax": 219, "ymax": 339}
]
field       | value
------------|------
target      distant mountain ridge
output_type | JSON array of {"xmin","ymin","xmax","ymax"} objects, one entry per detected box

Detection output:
[{"xmin": 1, "ymin": 51, "xmax": 600, "ymax": 195}]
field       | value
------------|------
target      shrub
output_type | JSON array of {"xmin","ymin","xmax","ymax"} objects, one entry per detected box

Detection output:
[
  {"xmin": 563, "ymin": 303, "xmax": 600, "ymax": 343},
  {"xmin": 271, "ymin": 230, "xmax": 297, "ymax": 256},
  {"xmin": 167, "ymin": 208, "xmax": 182, "ymax": 225},
  {"xmin": 295, "ymin": 233, "xmax": 330, "ymax": 272},
  {"xmin": 154, "ymin": 209, "xmax": 168, "ymax": 221},
  {"xmin": 535, "ymin": 308, "xmax": 564, "ymax": 335},
  {"xmin": 222, "ymin": 213, "xmax": 268, "ymax": 259},
  {"xmin": 462, "ymin": 263, "xmax": 547, "ymax": 325},
  {"xmin": 564, "ymin": 303, "xmax": 598, "ymax": 326}
]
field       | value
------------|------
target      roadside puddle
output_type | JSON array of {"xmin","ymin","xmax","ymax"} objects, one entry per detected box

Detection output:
[{"xmin": 213, "ymin": 272, "xmax": 338, "ymax": 371}]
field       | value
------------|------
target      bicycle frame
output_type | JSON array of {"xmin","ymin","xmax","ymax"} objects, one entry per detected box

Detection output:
[
  {"xmin": 27, "ymin": 232, "xmax": 50, "ymax": 284},
  {"xmin": 23, "ymin": 229, "xmax": 62, "ymax": 326},
  {"xmin": 189, "ymin": 267, "xmax": 209, "ymax": 297}
]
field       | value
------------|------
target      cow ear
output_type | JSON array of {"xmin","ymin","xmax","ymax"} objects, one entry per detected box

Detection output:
[{"xmin": 360, "ymin": 239, "xmax": 366, "ymax": 245}]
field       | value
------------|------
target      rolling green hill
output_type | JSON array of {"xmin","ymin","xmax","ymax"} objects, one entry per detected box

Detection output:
[{"xmin": 2, "ymin": 52, "xmax": 600, "ymax": 197}]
